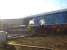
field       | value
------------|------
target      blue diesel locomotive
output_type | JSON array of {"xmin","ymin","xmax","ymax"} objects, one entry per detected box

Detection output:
[{"xmin": 28, "ymin": 9, "xmax": 67, "ymax": 36}]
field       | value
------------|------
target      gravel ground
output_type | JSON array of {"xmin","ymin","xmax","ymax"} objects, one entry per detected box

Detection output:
[{"xmin": 8, "ymin": 35, "xmax": 67, "ymax": 50}]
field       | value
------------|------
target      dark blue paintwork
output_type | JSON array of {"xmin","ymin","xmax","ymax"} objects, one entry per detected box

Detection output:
[{"xmin": 34, "ymin": 10, "xmax": 67, "ymax": 25}]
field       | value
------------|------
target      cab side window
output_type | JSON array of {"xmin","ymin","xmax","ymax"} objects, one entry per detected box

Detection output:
[
  {"xmin": 29, "ymin": 19, "xmax": 34, "ymax": 25},
  {"xmin": 39, "ymin": 19, "xmax": 45, "ymax": 25}
]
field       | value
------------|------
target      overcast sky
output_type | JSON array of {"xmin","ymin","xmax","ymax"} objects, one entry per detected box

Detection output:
[{"xmin": 0, "ymin": 0, "xmax": 67, "ymax": 19}]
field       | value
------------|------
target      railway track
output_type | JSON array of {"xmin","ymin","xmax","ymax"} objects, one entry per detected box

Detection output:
[{"xmin": 8, "ymin": 43, "xmax": 53, "ymax": 50}]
